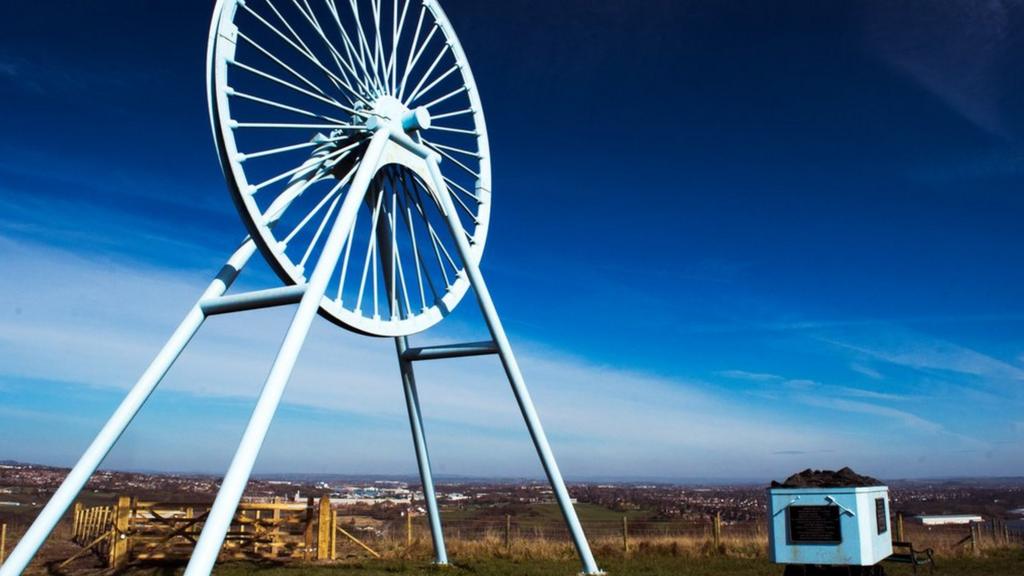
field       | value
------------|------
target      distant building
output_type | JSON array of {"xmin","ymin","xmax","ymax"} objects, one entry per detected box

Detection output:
[{"xmin": 915, "ymin": 514, "xmax": 983, "ymax": 526}]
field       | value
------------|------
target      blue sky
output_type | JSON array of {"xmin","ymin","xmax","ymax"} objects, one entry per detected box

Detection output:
[{"xmin": 1, "ymin": 1, "xmax": 1023, "ymax": 481}]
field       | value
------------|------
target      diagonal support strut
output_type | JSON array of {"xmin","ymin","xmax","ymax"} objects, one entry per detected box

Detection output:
[
  {"xmin": 0, "ymin": 238, "xmax": 258, "ymax": 576},
  {"xmin": 423, "ymin": 155, "xmax": 604, "ymax": 575},
  {"xmin": 182, "ymin": 127, "xmax": 391, "ymax": 576}
]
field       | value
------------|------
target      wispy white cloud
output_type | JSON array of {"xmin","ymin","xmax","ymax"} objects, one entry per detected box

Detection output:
[
  {"xmin": 0, "ymin": 234, "xmax": 849, "ymax": 478},
  {"xmin": 731, "ymin": 374, "xmax": 937, "ymax": 433},
  {"xmin": 818, "ymin": 327, "xmax": 1024, "ymax": 385},
  {"xmin": 864, "ymin": 0, "xmax": 1015, "ymax": 139},
  {"xmin": 799, "ymin": 396, "xmax": 942, "ymax": 433},
  {"xmin": 831, "ymin": 386, "xmax": 907, "ymax": 402},
  {"xmin": 718, "ymin": 369, "xmax": 783, "ymax": 382},
  {"xmin": 850, "ymin": 362, "xmax": 884, "ymax": 380}
]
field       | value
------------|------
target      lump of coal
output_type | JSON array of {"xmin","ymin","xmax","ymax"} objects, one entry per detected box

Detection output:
[{"xmin": 771, "ymin": 467, "xmax": 882, "ymax": 488}]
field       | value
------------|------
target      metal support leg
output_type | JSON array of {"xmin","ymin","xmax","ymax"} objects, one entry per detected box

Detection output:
[
  {"xmin": 182, "ymin": 128, "xmax": 391, "ymax": 576},
  {"xmin": 425, "ymin": 160, "xmax": 602, "ymax": 574},
  {"xmin": 395, "ymin": 336, "xmax": 448, "ymax": 564},
  {"xmin": 0, "ymin": 239, "xmax": 257, "ymax": 576}
]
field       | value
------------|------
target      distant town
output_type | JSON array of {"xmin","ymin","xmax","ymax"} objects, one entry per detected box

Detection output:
[{"xmin": 2, "ymin": 461, "xmax": 1022, "ymax": 530}]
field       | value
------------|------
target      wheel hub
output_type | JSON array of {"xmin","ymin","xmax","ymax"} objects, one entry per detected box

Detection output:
[{"xmin": 365, "ymin": 95, "xmax": 431, "ymax": 133}]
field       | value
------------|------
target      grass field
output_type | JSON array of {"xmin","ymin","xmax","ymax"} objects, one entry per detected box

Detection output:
[{"xmin": 111, "ymin": 548, "xmax": 1024, "ymax": 576}]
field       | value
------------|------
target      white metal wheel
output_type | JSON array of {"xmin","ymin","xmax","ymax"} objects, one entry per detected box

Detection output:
[{"xmin": 207, "ymin": 0, "xmax": 491, "ymax": 336}]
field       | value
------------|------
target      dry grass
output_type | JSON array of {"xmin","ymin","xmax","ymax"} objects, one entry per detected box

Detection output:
[{"xmin": 360, "ymin": 528, "xmax": 1018, "ymax": 564}]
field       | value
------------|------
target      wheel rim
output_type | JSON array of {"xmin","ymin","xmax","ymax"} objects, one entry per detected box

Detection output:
[{"xmin": 207, "ymin": 0, "xmax": 491, "ymax": 336}]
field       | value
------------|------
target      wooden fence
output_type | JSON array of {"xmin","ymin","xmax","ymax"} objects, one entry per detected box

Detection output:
[
  {"xmin": 67, "ymin": 495, "xmax": 378, "ymax": 568},
  {"xmin": 62, "ymin": 502, "xmax": 1023, "ymax": 569}
]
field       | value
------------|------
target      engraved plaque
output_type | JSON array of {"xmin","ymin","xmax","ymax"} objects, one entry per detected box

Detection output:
[
  {"xmin": 788, "ymin": 505, "xmax": 842, "ymax": 543},
  {"xmin": 876, "ymin": 497, "xmax": 888, "ymax": 534}
]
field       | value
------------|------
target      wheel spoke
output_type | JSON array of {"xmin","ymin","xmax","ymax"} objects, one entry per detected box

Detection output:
[
  {"xmin": 405, "ymin": 46, "xmax": 451, "ymax": 106},
  {"xmin": 430, "ymin": 107, "xmax": 474, "ymax": 120},
  {"xmin": 398, "ymin": 14, "xmax": 435, "ymax": 101},
  {"xmin": 356, "ymin": 184, "xmax": 385, "ymax": 313},
  {"xmin": 408, "ymin": 62, "xmax": 459, "ymax": 105},
  {"xmin": 242, "ymin": 2, "xmax": 370, "ymax": 107},
  {"xmin": 428, "ymin": 124, "xmax": 477, "ymax": 136},
  {"xmin": 370, "ymin": 0, "xmax": 387, "ymax": 90},
  {"xmin": 443, "ymin": 175, "xmax": 482, "ymax": 202},
  {"xmin": 348, "ymin": 0, "xmax": 385, "ymax": 93},
  {"xmin": 241, "ymin": 139, "xmax": 320, "ymax": 162},
  {"xmin": 262, "ymin": 0, "xmax": 324, "ymax": 83},
  {"xmin": 230, "ymin": 59, "xmax": 362, "ymax": 117},
  {"xmin": 237, "ymin": 31, "xmax": 328, "ymax": 98},
  {"xmin": 234, "ymin": 121, "xmax": 360, "ymax": 130},
  {"xmin": 425, "ymin": 140, "xmax": 483, "ymax": 159},
  {"xmin": 396, "ymin": 170, "xmax": 431, "ymax": 309},
  {"xmin": 248, "ymin": 147, "xmax": 342, "ymax": 193},
  {"xmin": 230, "ymin": 89, "xmax": 351, "ymax": 125},
  {"xmin": 408, "ymin": 174, "xmax": 460, "ymax": 276},
  {"xmin": 326, "ymin": 0, "xmax": 377, "ymax": 95},
  {"xmin": 420, "ymin": 84, "xmax": 467, "ymax": 111},
  {"xmin": 446, "ymin": 180, "xmax": 478, "ymax": 222},
  {"xmin": 292, "ymin": 0, "xmax": 374, "ymax": 104},
  {"xmin": 282, "ymin": 173, "xmax": 350, "ymax": 245},
  {"xmin": 300, "ymin": 190, "xmax": 342, "ymax": 269},
  {"xmin": 387, "ymin": 0, "xmax": 409, "ymax": 93},
  {"xmin": 399, "ymin": 172, "xmax": 450, "ymax": 288},
  {"xmin": 261, "ymin": 174, "xmax": 320, "ymax": 225},
  {"xmin": 384, "ymin": 182, "xmax": 412, "ymax": 319},
  {"xmin": 422, "ymin": 139, "xmax": 480, "ymax": 178}
]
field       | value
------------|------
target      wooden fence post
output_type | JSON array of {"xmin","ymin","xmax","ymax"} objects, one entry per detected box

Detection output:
[
  {"xmin": 406, "ymin": 509, "xmax": 413, "ymax": 547},
  {"xmin": 970, "ymin": 523, "xmax": 979, "ymax": 556},
  {"xmin": 109, "ymin": 495, "xmax": 131, "ymax": 568},
  {"xmin": 304, "ymin": 496, "xmax": 315, "ymax": 560},
  {"xmin": 2, "ymin": 523, "xmax": 7, "ymax": 565},
  {"xmin": 72, "ymin": 502, "xmax": 82, "ymax": 539},
  {"xmin": 254, "ymin": 510, "xmax": 261, "ymax": 554},
  {"xmin": 505, "ymin": 514, "xmax": 511, "ymax": 550},
  {"xmin": 331, "ymin": 510, "xmax": 338, "ymax": 560},
  {"xmin": 317, "ymin": 494, "xmax": 331, "ymax": 560},
  {"xmin": 896, "ymin": 512, "xmax": 904, "ymax": 542},
  {"xmin": 713, "ymin": 512, "xmax": 722, "ymax": 551},
  {"xmin": 271, "ymin": 497, "xmax": 282, "ymax": 557},
  {"xmin": 622, "ymin": 516, "xmax": 629, "ymax": 554}
]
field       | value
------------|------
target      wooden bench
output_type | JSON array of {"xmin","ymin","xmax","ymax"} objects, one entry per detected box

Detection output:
[{"xmin": 885, "ymin": 541, "xmax": 935, "ymax": 574}]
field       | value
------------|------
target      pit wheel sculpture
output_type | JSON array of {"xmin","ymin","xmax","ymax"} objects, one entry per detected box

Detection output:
[{"xmin": 0, "ymin": 1, "xmax": 602, "ymax": 575}]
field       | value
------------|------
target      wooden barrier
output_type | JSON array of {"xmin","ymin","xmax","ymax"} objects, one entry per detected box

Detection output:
[{"xmin": 62, "ymin": 494, "xmax": 382, "ymax": 568}]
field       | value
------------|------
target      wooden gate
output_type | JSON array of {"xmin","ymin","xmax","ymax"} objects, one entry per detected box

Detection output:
[{"xmin": 66, "ymin": 494, "xmax": 378, "ymax": 567}]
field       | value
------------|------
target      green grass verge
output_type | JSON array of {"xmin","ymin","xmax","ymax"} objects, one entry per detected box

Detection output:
[{"xmin": 116, "ymin": 548, "xmax": 1024, "ymax": 576}]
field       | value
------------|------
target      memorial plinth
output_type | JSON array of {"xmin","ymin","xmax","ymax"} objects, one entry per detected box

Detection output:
[{"xmin": 768, "ymin": 468, "xmax": 893, "ymax": 567}]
